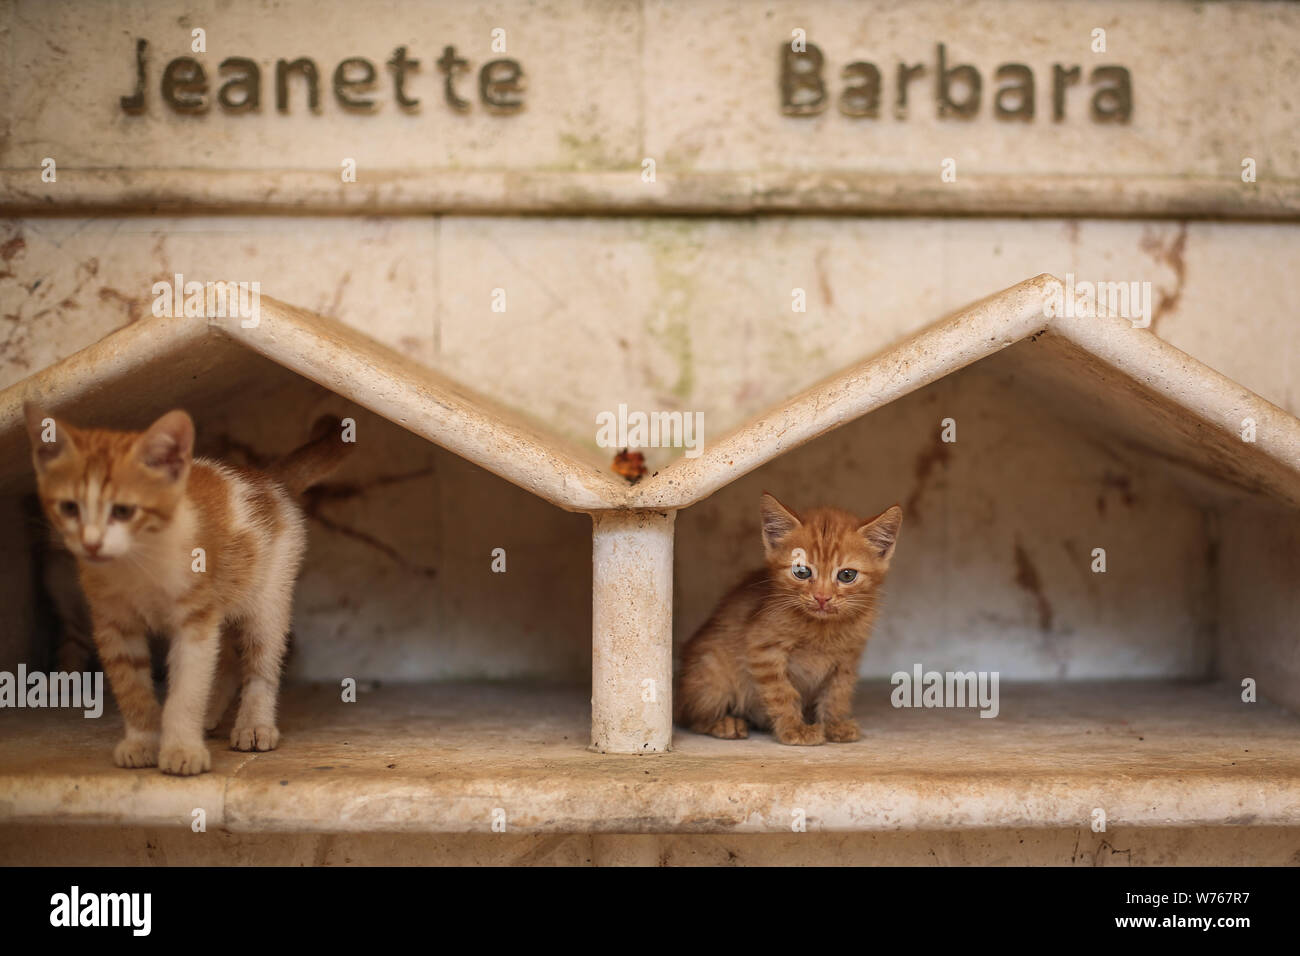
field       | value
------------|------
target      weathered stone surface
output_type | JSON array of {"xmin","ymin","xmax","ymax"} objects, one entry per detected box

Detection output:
[
  {"xmin": 2, "ymin": 1, "xmax": 1296, "ymax": 215},
  {"xmin": 3, "ymin": 0, "xmax": 640, "ymax": 172},
  {"xmin": 8, "ymin": 824, "xmax": 1300, "ymax": 866},
  {"xmin": 1, "ymin": 682, "xmax": 1297, "ymax": 833},
  {"xmin": 3, "ymin": 217, "xmax": 1297, "ymax": 435}
]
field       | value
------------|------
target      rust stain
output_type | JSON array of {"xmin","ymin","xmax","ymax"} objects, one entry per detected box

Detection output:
[
  {"xmin": 0, "ymin": 236, "xmax": 25, "ymax": 262},
  {"xmin": 1096, "ymin": 471, "xmax": 1137, "ymax": 516},
  {"xmin": 97, "ymin": 287, "xmax": 145, "ymax": 324},
  {"xmin": 904, "ymin": 432, "xmax": 951, "ymax": 525},
  {"xmin": 1013, "ymin": 541, "xmax": 1053, "ymax": 632},
  {"xmin": 1138, "ymin": 222, "xmax": 1188, "ymax": 331},
  {"xmin": 733, "ymin": 380, "xmax": 763, "ymax": 407},
  {"xmin": 150, "ymin": 235, "xmax": 171, "ymax": 274},
  {"xmin": 300, "ymin": 467, "xmax": 438, "ymax": 578},
  {"xmin": 301, "ymin": 465, "xmax": 436, "ymax": 503},
  {"xmin": 305, "ymin": 509, "xmax": 437, "ymax": 578},
  {"xmin": 814, "ymin": 248, "xmax": 833, "ymax": 307},
  {"xmin": 326, "ymin": 269, "xmax": 353, "ymax": 318}
]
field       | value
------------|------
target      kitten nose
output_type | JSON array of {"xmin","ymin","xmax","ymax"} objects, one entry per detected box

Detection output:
[
  {"xmin": 815, "ymin": 594, "xmax": 830, "ymax": 609},
  {"xmin": 83, "ymin": 540, "xmax": 101, "ymax": 555}
]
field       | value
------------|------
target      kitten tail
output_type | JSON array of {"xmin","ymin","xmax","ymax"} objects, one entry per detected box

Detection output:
[{"xmin": 269, "ymin": 415, "xmax": 355, "ymax": 496}]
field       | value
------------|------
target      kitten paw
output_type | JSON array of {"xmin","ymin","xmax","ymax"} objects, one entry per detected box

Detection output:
[
  {"xmin": 706, "ymin": 716, "xmax": 749, "ymax": 739},
  {"xmin": 824, "ymin": 718, "xmax": 861, "ymax": 742},
  {"xmin": 113, "ymin": 734, "xmax": 160, "ymax": 769},
  {"xmin": 775, "ymin": 721, "xmax": 825, "ymax": 746},
  {"xmin": 158, "ymin": 740, "xmax": 211, "ymax": 776},
  {"xmin": 231, "ymin": 724, "xmax": 280, "ymax": 752}
]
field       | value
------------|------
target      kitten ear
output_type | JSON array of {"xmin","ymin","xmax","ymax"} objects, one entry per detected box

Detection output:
[
  {"xmin": 135, "ymin": 410, "xmax": 194, "ymax": 482},
  {"xmin": 859, "ymin": 505, "xmax": 903, "ymax": 561},
  {"xmin": 24, "ymin": 402, "xmax": 73, "ymax": 472},
  {"xmin": 760, "ymin": 492, "xmax": 801, "ymax": 555}
]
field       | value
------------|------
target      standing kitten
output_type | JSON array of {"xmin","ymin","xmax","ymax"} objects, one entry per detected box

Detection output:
[
  {"xmin": 25, "ymin": 404, "xmax": 351, "ymax": 775},
  {"xmin": 675, "ymin": 493, "xmax": 902, "ymax": 745}
]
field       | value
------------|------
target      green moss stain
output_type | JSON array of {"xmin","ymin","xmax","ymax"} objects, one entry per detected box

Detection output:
[
  {"xmin": 642, "ymin": 221, "xmax": 701, "ymax": 402},
  {"xmin": 648, "ymin": 311, "xmax": 694, "ymax": 400},
  {"xmin": 553, "ymin": 126, "xmax": 626, "ymax": 171}
]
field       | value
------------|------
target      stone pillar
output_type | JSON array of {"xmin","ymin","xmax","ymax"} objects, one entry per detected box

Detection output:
[{"xmin": 590, "ymin": 509, "xmax": 676, "ymax": 754}]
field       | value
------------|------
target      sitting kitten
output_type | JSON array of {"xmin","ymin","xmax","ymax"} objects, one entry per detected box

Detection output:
[
  {"xmin": 676, "ymin": 493, "xmax": 902, "ymax": 745},
  {"xmin": 24, "ymin": 404, "xmax": 351, "ymax": 775}
]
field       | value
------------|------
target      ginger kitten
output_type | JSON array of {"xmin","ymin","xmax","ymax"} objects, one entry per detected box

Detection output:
[
  {"xmin": 25, "ymin": 404, "xmax": 351, "ymax": 775},
  {"xmin": 676, "ymin": 493, "xmax": 902, "ymax": 745}
]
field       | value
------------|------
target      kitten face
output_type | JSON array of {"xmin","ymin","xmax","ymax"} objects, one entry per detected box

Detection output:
[
  {"xmin": 760, "ymin": 492, "xmax": 902, "ymax": 621},
  {"xmin": 25, "ymin": 405, "xmax": 194, "ymax": 565}
]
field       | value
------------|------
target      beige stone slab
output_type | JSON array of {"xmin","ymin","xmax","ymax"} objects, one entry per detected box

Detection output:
[
  {"xmin": 433, "ymin": 217, "xmax": 1300, "ymax": 451},
  {"xmin": 2, "ymin": 0, "xmax": 641, "ymax": 172},
  {"xmin": 0, "ymin": 681, "xmax": 1297, "ymax": 833},
  {"xmin": 6, "ymin": 169, "xmax": 1298, "ymax": 220},
  {"xmin": 4, "ymin": 824, "xmax": 1298, "ymax": 866},
  {"xmin": 4, "ymin": 217, "xmax": 1298, "ymax": 438},
  {"xmin": 644, "ymin": 0, "xmax": 1300, "ymax": 182},
  {"xmin": 434, "ymin": 216, "xmax": 960, "ymax": 453},
  {"xmin": 0, "ymin": 216, "xmax": 438, "ymax": 389},
  {"xmin": 2, "ymin": 1, "xmax": 1297, "ymax": 216}
]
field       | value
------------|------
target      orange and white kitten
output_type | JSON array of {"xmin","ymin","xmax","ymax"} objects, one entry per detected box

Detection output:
[
  {"xmin": 25, "ymin": 404, "xmax": 350, "ymax": 775},
  {"xmin": 676, "ymin": 493, "xmax": 902, "ymax": 745}
]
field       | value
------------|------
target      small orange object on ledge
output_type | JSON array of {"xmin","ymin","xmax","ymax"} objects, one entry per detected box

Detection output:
[{"xmin": 611, "ymin": 448, "xmax": 646, "ymax": 484}]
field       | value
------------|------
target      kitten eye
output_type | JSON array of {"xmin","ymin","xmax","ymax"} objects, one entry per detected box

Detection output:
[
  {"xmin": 792, "ymin": 564, "xmax": 813, "ymax": 580},
  {"xmin": 836, "ymin": 569, "xmax": 858, "ymax": 583},
  {"xmin": 110, "ymin": 504, "xmax": 137, "ymax": 521},
  {"xmin": 58, "ymin": 500, "xmax": 79, "ymax": 519}
]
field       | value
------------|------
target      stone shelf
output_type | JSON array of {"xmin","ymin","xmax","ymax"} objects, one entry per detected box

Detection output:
[
  {"xmin": 3, "ymin": 275, "xmax": 1299, "ymax": 754},
  {"xmin": 1, "ymin": 681, "xmax": 1296, "ymax": 834}
]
